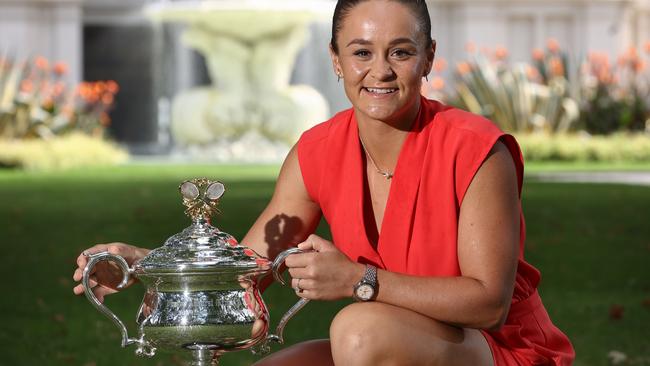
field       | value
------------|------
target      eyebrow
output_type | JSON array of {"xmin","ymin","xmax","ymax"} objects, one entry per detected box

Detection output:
[{"xmin": 346, "ymin": 37, "xmax": 417, "ymax": 48}]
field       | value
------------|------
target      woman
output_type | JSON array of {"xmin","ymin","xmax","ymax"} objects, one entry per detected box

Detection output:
[{"xmin": 73, "ymin": 0, "xmax": 575, "ymax": 364}]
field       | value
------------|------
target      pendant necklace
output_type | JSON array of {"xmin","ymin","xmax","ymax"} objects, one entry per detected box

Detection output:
[{"xmin": 359, "ymin": 136, "xmax": 394, "ymax": 180}]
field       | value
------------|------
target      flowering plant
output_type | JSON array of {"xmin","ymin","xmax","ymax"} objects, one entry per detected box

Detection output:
[
  {"xmin": 577, "ymin": 44, "xmax": 650, "ymax": 134},
  {"xmin": 0, "ymin": 55, "xmax": 119, "ymax": 139},
  {"xmin": 422, "ymin": 40, "xmax": 579, "ymax": 134}
]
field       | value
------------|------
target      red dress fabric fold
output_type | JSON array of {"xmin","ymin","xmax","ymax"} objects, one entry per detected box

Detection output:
[{"xmin": 297, "ymin": 97, "xmax": 575, "ymax": 365}]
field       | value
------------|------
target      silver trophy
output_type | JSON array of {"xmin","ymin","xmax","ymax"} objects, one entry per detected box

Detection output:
[{"xmin": 82, "ymin": 178, "xmax": 308, "ymax": 365}]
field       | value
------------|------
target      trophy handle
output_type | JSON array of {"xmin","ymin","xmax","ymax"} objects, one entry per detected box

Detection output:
[
  {"xmin": 266, "ymin": 247, "xmax": 310, "ymax": 345},
  {"xmin": 82, "ymin": 252, "xmax": 143, "ymax": 349}
]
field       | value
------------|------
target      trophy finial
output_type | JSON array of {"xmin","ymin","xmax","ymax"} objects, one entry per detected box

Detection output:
[{"xmin": 179, "ymin": 178, "xmax": 225, "ymax": 221}]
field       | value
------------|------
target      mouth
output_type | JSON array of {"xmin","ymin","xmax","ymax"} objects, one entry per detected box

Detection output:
[{"xmin": 363, "ymin": 87, "xmax": 398, "ymax": 96}]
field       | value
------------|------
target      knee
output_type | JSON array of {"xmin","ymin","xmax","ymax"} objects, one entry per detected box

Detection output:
[
  {"xmin": 330, "ymin": 303, "xmax": 386, "ymax": 364},
  {"xmin": 330, "ymin": 303, "xmax": 426, "ymax": 365},
  {"xmin": 329, "ymin": 303, "xmax": 460, "ymax": 366}
]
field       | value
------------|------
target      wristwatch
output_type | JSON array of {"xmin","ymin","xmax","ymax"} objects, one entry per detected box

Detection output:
[{"xmin": 353, "ymin": 264, "xmax": 378, "ymax": 301}]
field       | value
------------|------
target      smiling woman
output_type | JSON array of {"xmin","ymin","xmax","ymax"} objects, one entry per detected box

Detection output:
[{"xmin": 72, "ymin": 1, "xmax": 574, "ymax": 365}]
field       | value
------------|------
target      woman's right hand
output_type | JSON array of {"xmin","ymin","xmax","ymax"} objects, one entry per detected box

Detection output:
[{"xmin": 72, "ymin": 243, "xmax": 150, "ymax": 303}]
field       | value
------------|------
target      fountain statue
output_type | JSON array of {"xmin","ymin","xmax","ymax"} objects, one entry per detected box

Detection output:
[{"xmin": 146, "ymin": 1, "xmax": 333, "ymax": 162}]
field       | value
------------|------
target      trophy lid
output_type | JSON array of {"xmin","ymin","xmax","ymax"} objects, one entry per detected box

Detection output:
[{"xmin": 133, "ymin": 178, "xmax": 270, "ymax": 274}]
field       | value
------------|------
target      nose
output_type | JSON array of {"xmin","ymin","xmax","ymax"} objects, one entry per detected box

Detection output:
[{"xmin": 370, "ymin": 57, "xmax": 395, "ymax": 81}]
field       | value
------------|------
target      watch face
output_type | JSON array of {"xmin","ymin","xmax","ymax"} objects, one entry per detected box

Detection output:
[{"xmin": 355, "ymin": 283, "xmax": 375, "ymax": 301}]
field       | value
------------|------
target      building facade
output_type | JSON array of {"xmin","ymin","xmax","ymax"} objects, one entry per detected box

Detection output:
[{"xmin": 1, "ymin": 0, "xmax": 649, "ymax": 151}]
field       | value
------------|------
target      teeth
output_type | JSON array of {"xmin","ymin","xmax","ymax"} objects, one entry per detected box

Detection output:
[{"xmin": 366, "ymin": 87, "xmax": 396, "ymax": 94}]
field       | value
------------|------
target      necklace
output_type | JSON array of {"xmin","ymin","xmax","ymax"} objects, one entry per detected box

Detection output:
[{"xmin": 359, "ymin": 136, "xmax": 394, "ymax": 180}]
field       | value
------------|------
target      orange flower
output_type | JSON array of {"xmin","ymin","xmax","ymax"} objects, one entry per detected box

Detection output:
[
  {"xmin": 525, "ymin": 65, "xmax": 540, "ymax": 80},
  {"xmin": 546, "ymin": 38, "xmax": 560, "ymax": 54},
  {"xmin": 431, "ymin": 76, "xmax": 445, "ymax": 90},
  {"xmin": 634, "ymin": 60, "xmax": 646, "ymax": 73},
  {"xmin": 20, "ymin": 79, "xmax": 33, "ymax": 93},
  {"xmin": 99, "ymin": 112, "xmax": 111, "ymax": 126},
  {"xmin": 102, "ymin": 94, "xmax": 114, "ymax": 105},
  {"xmin": 495, "ymin": 46, "xmax": 508, "ymax": 61},
  {"xmin": 34, "ymin": 56, "xmax": 49, "ymax": 70},
  {"xmin": 62, "ymin": 106, "xmax": 75, "ymax": 119},
  {"xmin": 52, "ymin": 82, "xmax": 65, "ymax": 97},
  {"xmin": 626, "ymin": 46, "xmax": 638, "ymax": 58},
  {"xmin": 593, "ymin": 52, "xmax": 610, "ymax": 69},
  {"xmin": 597, "ymin": 69, "xmax": 611, "ymax": 84},
  {"xmin": 465, "ymin": 41, "xmax": 476, "ymax": 54},
  {"xmin": 433, "ymin": 58, "xmax": 447, "ymax": 73},
  {"xmin": 532, "ymin": 48, "xmax": 544, "ymax": 61},
  {"xmin": 53, "ymin": 62, "xmax": 68, "ymax": 76},
  {"xmin": 93, "ymin": 81, "xmax": 106, "ymax": 94},
  {"xmin": 456, "ymin": 62, "xmax": 472, "ymax": 75},
  {"xmin": 42, "ymin": 97, "xmax": 54, "ymax": 110},
  {"xmin": 645, "ymin": 41, "xmax": 650, "ymax": 54},
  {"xmin": 549, "ymin": 57, "xmax": 564, "ymax": 77},
  {"xmin": 106, "ymin": 80, "xmax": 119, "ymax": 94}
]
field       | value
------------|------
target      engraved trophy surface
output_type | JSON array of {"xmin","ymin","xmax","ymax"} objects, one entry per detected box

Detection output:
[{"xmin": 82, "ymin": 179, "xmax": 308, "ymax": 365}]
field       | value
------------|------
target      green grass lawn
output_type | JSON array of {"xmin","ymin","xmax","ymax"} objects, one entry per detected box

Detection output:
[{"xmin": 0, "ymin": 164, "xmax": 648, "ymax": 366}]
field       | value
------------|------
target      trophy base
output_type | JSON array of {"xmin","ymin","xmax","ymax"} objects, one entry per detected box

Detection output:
[{"xmin": 185, "ymin": 344, "xmax": 221, "ymax": 366}]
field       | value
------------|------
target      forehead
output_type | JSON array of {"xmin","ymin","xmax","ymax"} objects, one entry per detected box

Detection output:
[{"xmin": 338, "ymin": 1, "xmax": 421, "ymax": 43}]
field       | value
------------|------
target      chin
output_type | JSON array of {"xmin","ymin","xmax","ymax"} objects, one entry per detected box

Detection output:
[{"xmin": 361, "ymin": 108, "xmax": 397, "ymax": 121}]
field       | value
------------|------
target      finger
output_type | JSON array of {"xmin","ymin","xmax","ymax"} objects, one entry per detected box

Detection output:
[
  {"xmin": 297, "ymin": 234, "xmax": 322, "ymax": 251},
  {"xmin": 73, "ymin": 268, "xmax": 82, "ymax": 281},
  {"xmin": 76, "ymin": 244, "xmax": 110, "ymax": 267},
  {"xmin": 308, "ymin": 235, "xmax": 336, "ymax": 252},
  {"xmin": 73, "ymin": 267, "xmax": 95, "ymax": 281},
  {"xmin": 287, "ymin": 267, "xmax": 310, "ymax": 279},
  {"xmin": 297, "ymin": 240, "xmax": 314, "ymax": 251},
  {"xmin": 95, "ymin": 290, "xmax": 105, "ymax": 304},
  {"xmin": 72, "ymin": 279, "xmax": 98, "ymax": 295},
  {"xmin": 291, "ymin": 278, "xmax": 314, "ymax": 291},
  {"xmin": 94, "ymin": 286, "xmax": 117, "ymax": 300},
  {"xmin": 284, "ymin": 252, "xmax": 316, "ymax": 268}
]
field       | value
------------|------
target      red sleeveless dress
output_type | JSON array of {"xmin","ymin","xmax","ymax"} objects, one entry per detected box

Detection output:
[{"xmin": 296, "ymin": 97, "xmax": 575, "ymax": 365}]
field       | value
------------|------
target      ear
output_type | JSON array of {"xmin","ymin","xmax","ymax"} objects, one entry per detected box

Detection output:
[
  {"xmin": 329, "ymin": 43, "xmax": 342, "ymax": 77},
  {"xmin": 423, "ymin": 39, "xmax": 436, "ymax": 77}
]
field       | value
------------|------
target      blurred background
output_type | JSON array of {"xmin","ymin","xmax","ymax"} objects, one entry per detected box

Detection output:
[{"xmin": 0, "ymin": 0, "xmax": 649, "ymax": 365}]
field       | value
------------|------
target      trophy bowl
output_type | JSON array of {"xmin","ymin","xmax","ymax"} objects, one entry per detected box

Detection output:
[{"xmin": 82, "ymin": 178, "xmax": 308, "ymax": 365}]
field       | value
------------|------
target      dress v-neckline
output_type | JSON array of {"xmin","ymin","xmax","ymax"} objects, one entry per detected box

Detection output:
[{"xmin": 352, "ymin": 111, "xmax": 422, "ymax": 255}]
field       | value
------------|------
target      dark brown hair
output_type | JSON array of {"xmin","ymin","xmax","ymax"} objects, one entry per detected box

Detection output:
[{"xmin": 330, "ymin": 0, "xmax": 433, "ymax": 54}]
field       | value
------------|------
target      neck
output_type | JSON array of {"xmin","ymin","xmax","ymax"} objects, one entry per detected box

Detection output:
[{"xmin": 356, "ymin": 97, "xmax": 421, "ymax": 171}]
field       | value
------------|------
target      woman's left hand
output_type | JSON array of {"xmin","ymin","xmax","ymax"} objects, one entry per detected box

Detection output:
[{"xmin": 285, "ymin": 234, "xmax": 365, "ymax": 300}]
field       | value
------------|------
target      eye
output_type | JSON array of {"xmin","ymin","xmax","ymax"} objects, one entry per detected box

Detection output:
[
  {"xmin": 353, "ymin": 49, "xmax": 371, "ymax": 58},
  {"xmin": 391, "ymin": 49, "xmax": 413, "ymax": 59}
]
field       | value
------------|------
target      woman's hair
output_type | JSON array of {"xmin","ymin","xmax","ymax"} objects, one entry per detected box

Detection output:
[{"xmin": 330, "ymin": 0, "xmax": 433, "ymax": 54}]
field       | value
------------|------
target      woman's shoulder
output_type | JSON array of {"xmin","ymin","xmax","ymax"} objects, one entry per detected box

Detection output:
[
  {"xmin": 428, "ymin": 100, "xmax": 503, "ymax": 141},
  {"xmin": 299, "ymin": 107, "xmax": 354, "ymax": 145}
]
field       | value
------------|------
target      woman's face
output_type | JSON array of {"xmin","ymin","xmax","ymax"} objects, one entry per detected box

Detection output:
[{"xmin": 331, "ymin": 0, "xmax": 434, "ymax": 126}]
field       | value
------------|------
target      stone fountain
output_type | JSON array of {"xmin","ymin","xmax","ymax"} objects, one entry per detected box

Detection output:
[{"xmin": 146, "ymin": 0, "xmax": 333, "ymax": 162}]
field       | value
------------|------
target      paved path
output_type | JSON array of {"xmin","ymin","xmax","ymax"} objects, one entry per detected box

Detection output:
[{"xmin": 528, "ymin": 171, "xmax": 650, "ymax": 186}]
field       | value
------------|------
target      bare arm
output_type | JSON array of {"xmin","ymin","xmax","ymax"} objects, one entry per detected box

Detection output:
[
  {"xmin": 73, "ymin": 144, "xmax": 321, "ymax": 299},
  {"xmin": 371, "ymin": 141, "xmax": 520, "ymax": 329},
  {"xmin": 241, "ymin": 144, "xmax": 322, "ymax": 260},
  {"xmin": 288, "ymin": 141, "xmax": 520, "ymax": 330}
]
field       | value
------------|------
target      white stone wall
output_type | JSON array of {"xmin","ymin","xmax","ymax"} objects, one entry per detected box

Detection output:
[
  {"xmin": 428, "ymin": 0, "xmax": 648, "ymax": 70},
  {"xmin": 0, "ymin": 0, "xmax": 83, "ymax": 84}
]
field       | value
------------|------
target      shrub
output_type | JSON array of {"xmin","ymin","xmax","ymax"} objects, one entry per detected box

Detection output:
[
  {"xmin": 0, "ymin": 132, "xmax": 128, "ymax": 171},
  {"xmin": 515, "ymin": 132, "xmax": 650, "ymax": 162}
]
